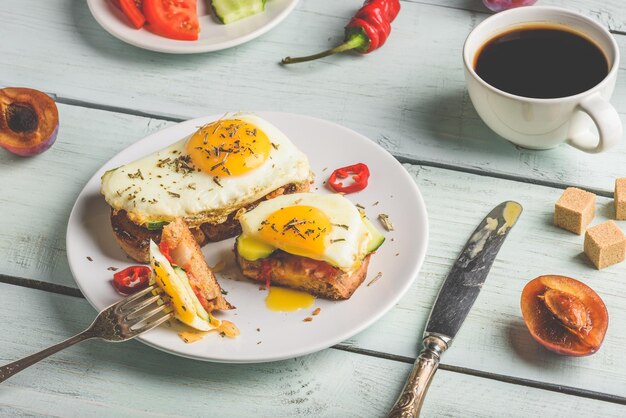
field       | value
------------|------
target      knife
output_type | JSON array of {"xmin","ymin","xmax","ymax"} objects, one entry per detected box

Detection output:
[{"xmin": 387, "ymin": 201, "xmax": 523, "ymax": 418}]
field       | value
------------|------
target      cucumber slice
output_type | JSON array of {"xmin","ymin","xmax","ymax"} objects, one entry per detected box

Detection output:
[
  {"xmin": 172, "ymin": 266, "xmax": 210, "ymax": 322},
  {"xmin": 211, "ymin": 0, "xmax": 266, "ymax": 24},
  {"xmin": 363, "ymin": 216, "xmax": 385, "ymax": 254},
  {"xmin": 236, "ymin": 235, "xmax": 275, "ymax": 261},
  {"xmin": 146, "ymin": 221, "xmax": 169, "ymax": 230}
]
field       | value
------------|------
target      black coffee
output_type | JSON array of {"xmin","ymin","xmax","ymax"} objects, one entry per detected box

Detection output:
[{"xmin": 474, "ymin": 26, "xmax": 609, "ymax": 99}]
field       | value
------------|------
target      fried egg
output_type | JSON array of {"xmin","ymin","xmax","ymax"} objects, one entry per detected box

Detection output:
[
  {"xmin": 149, "ymin": 241, "xmax": 218, "ymax": 331},
  {"xmin": 100, "ymin": 114, "xmax": 311, "ymax": 227},
  {"xmin": 237, "ymin": 193, "xmax": 383, "ymax": 270}
]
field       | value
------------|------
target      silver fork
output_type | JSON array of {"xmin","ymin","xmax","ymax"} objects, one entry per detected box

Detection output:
[{"xmin": 0, "ymin": 285, "xmax": 172, "ymax": 383}]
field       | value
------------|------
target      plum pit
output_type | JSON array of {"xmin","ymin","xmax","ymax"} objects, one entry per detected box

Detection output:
[
  {"xmin": 539, "ymin": 289, "xmax": 592, "ymax": 335},
  {"xmin": 6, "ymin": 103, "xmax": 39, "ymax": 133}
]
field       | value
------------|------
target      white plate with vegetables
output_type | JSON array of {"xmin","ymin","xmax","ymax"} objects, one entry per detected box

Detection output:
[
  {"xmin": 66, "ymin": 112, "xmax": 429, "ymax": 363},
  {"xmin": 87, "ymin": 0, "xmax": 299, "ymax": 54}
]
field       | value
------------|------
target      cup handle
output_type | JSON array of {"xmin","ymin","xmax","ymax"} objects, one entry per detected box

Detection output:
[{"xmin": 567, "ymin": 93, "xmax": 622, "ymax": 153}]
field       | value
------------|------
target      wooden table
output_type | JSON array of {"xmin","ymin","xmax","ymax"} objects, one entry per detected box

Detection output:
[{"xmin": 1, "ymin": 0, "xmax": 625, "ymax": 416}]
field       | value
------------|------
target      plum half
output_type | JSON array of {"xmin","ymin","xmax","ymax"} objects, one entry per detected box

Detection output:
[
  {"xmin": 0, "ymin": 87, "xmax": 59, "ymax": 157},
  {"xmin": 482, "ymin": 0, "xmax": 537, "ymax": 12},
  {"xmin": 521, "ymin": 275, "xmax": 608, "ymax": 356}
]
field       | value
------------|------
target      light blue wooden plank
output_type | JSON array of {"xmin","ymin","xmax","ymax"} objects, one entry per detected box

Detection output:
[
  {"xmin": 411, "ymin": 0, "xmax": 626, "ymax": 32},
  {"xmin": 1, "ymin": 104, "xmax": 626, "ymax": 397},
  {"xmin": 0, "ymin": 283, "xmax": 623, "ymax": 417},
  {"xmin": 0, "ymin": 104, "xmax": 174, "ymax": 286},
  {"xmin": 0, "ymin": 0, "xmax": 625, "ymax": 192},
  {"xmin": 345, "ymin": 163, "xmax": 626, "ymax": 397}
]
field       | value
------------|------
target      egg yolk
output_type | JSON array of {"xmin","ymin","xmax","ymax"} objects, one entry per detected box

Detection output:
[
  {"xmin": 259, "ymin": 206, "xmax": 331, "ymax": 258},
  {"xmin": 153, "ymin": 263, "xmax": 194, "ymax": 325},
  {"xmin": 187, "ymin": 119, "xmax": 271, "ymax": 177}
]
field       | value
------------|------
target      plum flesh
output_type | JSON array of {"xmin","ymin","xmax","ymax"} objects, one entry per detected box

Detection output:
[
  {"xmin": 0, "ymin": 88, "xmax": 59, "ymax": 157},
  {"xmin": 521, "ymin": 275, "xmax": 608, "ymax": 356},
  {"xmin": 483, "ymin": 0, "xmax": 537, "ymax": 12}
]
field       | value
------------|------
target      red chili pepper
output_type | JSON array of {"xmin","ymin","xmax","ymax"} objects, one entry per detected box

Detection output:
[
  {"xmin": 112, "ymin": 266, "xmax": 151, "ymax": 295},
  {"xmin": 328, "ymin": 163, "xmax": 370, "ymax": 194},
  {"xmin": 281, "ymin": 0, "xmax": 401, "ymax": 64}
]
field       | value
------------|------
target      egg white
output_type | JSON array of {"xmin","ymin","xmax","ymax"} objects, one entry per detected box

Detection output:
[
  {"xmin": 100, "ymin": 114, "xmax": 311, "ymax": 226},
  {"xmin": 239, "ymin": 193, "xmax": 372, "ymax": 270}
]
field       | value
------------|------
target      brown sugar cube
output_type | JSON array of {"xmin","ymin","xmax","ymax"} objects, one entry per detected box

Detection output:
[
  {"xmin": 584, "ymin": 221, "xmax": 626, "ymax": 269},
  {"xmin": 615, "ymin": 178, "xmax": 626, "ymax": 220},
  {"xmin": 554, "ymin": 187, "xmax": 596, "ymax": 234}
]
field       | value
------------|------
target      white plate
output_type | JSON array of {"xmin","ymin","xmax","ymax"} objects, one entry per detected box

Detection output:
[
  {"xmin": 87, "ymin": 0, "xmax": 299, "ymax": 54},
  {"xmin": 67, "ymin": 112, "xmax": 429, "ymax": 363}
]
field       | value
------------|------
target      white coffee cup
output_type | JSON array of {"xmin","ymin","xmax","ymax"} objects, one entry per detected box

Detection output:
[{"xmin": 463, "ymin": 6, "xmax": 622, "ymax": 153}]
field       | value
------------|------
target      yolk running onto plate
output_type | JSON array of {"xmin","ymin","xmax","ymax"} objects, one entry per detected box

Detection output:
[
  {"xmin": 177, "ymin": 319, "xmax": 240, "ymax": 343},
  {"xmin": 187, "ymin": 119, "xmax": 271, "ymax": 176},
  {"xmin": 258, "ymin": 205, "xmax": 331, "ymax": 257},
  {"xmin": 265, "ymin": 287, "xmax": 316, "ymax": 312}
]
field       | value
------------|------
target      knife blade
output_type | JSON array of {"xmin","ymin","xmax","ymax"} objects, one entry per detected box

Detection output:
[{"xmin": 387, "ymin": 201, "xmax": 522, "ymax": 418}]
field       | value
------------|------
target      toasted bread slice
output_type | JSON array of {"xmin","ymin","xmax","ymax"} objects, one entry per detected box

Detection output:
[
  {"xmin": 161, "ymin": 219, "xmax": 232, "ymax": 312},
  {"xmin": 235, "ymin": 247, "xmax": 371, "ymax": 300},
  {"xmin": 111, "ymin": 180, "xmax": 311, "ymax": 263}
]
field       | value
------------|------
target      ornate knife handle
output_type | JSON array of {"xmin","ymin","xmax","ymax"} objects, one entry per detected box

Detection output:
[{"xmin": 387, "ymin": 335, "xmax": 449, "ymax": 418}]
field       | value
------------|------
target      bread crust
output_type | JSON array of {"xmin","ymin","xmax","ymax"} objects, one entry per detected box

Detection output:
[
  {"xmin": 160, "ymin": 219, "xmax": 232, "ymax": 312},
  {"xmin": 235, "ymin": 248, "xmax": 371, "ymax": 300},
  {"xmin": 111, "ymin": 180, "xmax": 311, "ymax": 263}
]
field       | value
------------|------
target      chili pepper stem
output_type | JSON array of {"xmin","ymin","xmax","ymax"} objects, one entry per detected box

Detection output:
[{"xmin": 281, "ymin": 33, "xmax": 367, "ymax": 65}]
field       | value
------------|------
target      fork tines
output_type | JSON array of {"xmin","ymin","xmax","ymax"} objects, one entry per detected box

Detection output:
[
  {"xmin": 114, "ymin": 285, "xmax": 173, "ymax": 335},
  {"xmin": 116, "ymin": 285, "xmax": 158, "ymax": 312},
  {"xmin": 130, "ymin": 307, "xmax": 172, "ymax": 335}
]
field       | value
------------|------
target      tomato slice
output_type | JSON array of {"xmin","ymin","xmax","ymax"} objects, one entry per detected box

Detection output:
[
  {"xmin": 158, "ymin": 241, "xmax": 175, "ymax": 264},
  {"xmin": 261, "ymin": 259, "xmax": 272, "ymax": 289},
  {"xmin": 112, "ymin": 266, "xmax": 151, "ymax": 295},
  {"xmin": 143, "ymin": 0, "xmax": 199, "ymax": 41},
  {"xmin": 110, "ymin": 0, "xmax": 143, "ymax": 12},
  {"xmin": 112, "ymin": 0, "xmax": 146, "ymax": 29}
]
